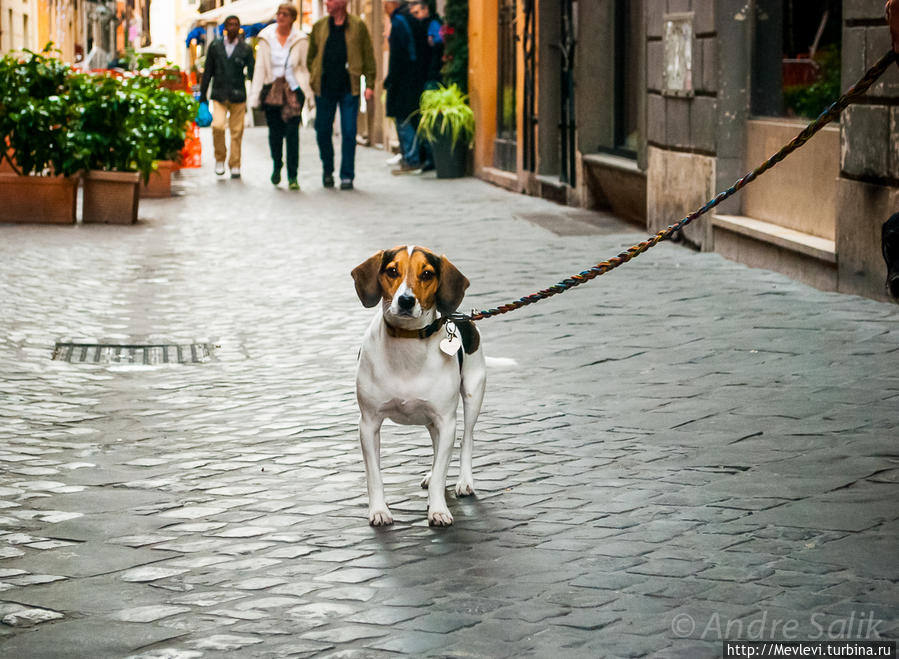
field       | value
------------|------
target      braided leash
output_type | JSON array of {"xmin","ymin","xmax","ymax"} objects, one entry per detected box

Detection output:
[{"xmin": 458, "ymin": 50, "xmax": 898, "ymax": 324}]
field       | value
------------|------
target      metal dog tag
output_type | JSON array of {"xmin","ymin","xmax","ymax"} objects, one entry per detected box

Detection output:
[
  {"xmin": 440, "ymin": 320, "xmax": 461, "ymax": 356},
  {"xmin": 440, "ymin": 335, "xmax": 462, "ymax": 356}
]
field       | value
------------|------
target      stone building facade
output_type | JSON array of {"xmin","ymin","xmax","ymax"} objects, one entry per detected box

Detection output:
[{"xmin": 468, "ymin": 0, "xmax": 898, "ymax": 302}]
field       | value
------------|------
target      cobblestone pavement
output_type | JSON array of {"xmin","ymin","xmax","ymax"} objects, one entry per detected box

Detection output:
[{"xmin": 1, "ymin": 127, "xmax": 897, "ymax": 658}]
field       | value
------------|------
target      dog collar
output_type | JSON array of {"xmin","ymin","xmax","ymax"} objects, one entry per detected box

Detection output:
[{"xmin": 383, "ymin": 316, "xmax": 446, "ymax": 339}]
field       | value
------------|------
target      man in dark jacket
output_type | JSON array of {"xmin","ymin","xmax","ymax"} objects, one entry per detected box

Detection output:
[
  {"xmin": 384, "ymin": 0, "xmax": 429, "ymax": 174},
  {"xmin": 200, "ymin": 15, "xmax": 254, "ymax": 178}
]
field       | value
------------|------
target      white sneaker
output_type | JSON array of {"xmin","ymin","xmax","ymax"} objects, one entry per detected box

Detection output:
[
  {"xmin": 230, "ymin": 167, "xmax": 240, "ymax": 179},
  {"xmin": 214, "ymin": 161, "xmax": 225, "ymax": 175},
  {"xmin": 386, "ymin": 153, "xmax": 403, "ymax": 166}
]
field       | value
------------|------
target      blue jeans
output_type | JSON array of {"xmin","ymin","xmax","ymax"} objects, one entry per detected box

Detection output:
[
  {"xmin": 395, "ymin": 116, "xmax": 421, "ymax": 167},
  {"xmin": 315, "ymin": 93, "xmax": 359, "ymax": 182}
]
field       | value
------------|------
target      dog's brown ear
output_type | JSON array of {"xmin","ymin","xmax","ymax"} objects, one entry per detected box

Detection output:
[
  {"xmin": 437, "ymin": 255, "xmax": 470, "ymax": 314},
  {"xmin": 352, "ymin": 250, "xmax": 385, "ymax": 308}
]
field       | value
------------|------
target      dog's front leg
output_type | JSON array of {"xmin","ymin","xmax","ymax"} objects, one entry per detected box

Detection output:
[
  {"xmin": 456, "ymin": 359, "xmax": 485, "ymax": 496},
  {"xmin": 419, "ymin": 422, "xmax": 439, "ymax": 490},
  {"xmin": 359, "ymin": 414, "xmax": 392, "ymax": 526},
  {"xmin": 427, "ymin": 414, "xmax": 456, "ymax": 527}
]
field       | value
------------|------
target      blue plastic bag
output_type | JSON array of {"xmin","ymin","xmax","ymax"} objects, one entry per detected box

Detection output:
[{"xmin": 196, "ymin": 101, "xmax": 212, "ymax": 127}]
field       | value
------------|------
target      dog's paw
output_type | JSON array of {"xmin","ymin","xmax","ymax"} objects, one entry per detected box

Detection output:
[
  {"xmin": 428, "ymin": 507, "xmax": 454, "ymax": 527},
  {"xmin": 420, "ymin": 471, "xmax": 432, "ymax": 489},
  {"xmin": 368, "ymin": 508, "xmax": 394, "ymax": 526},
  {"xmin": 454, "ymin": 479, "xmax": 475, "ymax": 497}
]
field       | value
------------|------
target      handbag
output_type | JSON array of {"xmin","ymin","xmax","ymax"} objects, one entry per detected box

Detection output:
[
  {"xmin": 260, "ymin": 83, "xmax": 273, "ymax": 105},
  {"xmin": 196, "ymin": 101, "xmax": 212, "ymax": 127}
]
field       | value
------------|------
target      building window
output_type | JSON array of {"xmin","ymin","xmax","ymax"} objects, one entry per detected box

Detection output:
[
  {"xmin": 494, "ymin": 0, "xmax": 517, "ymax": 171},
  {"xmin": 613, "ymin": 0, "xmax": 641, "ymax": 156},
  {"xmin": 497, "ymin": 0, "xmax": 517, "ymax": 141},
  {"xmin": 752, "ymin": 0, "xmax": 841, "ymax": 120}
]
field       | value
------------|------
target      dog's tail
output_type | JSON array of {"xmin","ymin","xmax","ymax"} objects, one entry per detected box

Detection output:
[{"xmin": 486, "ymin": 356, "xmax": 518, "ymax": 370}]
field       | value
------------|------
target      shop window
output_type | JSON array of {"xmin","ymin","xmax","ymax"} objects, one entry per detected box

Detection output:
[
  {"xmin": 752, "ymin": 0, "xmax": 841, "ymax": 120},
  {"xmin": 494, "ymin": 0, "xmax": 517, "ymax": 171},
  {"xmin": 613, "ymin": 0, "xmax": 641, "ymax": 156}
]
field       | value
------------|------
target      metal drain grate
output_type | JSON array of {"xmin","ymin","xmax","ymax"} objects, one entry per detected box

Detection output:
[{"xmin": 53, "ymin": 342, "xmax": 215, "ymax": 364}]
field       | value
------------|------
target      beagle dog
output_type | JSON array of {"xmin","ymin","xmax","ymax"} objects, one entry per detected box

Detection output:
[{"xmin": 352, "ymin": 246, "xmax": 486, "ymax": 527}]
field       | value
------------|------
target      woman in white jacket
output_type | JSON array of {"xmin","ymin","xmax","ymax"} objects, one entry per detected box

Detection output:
[{"xmin": 249, "ymin": 4, "xmax": 314, "ymax": 190}]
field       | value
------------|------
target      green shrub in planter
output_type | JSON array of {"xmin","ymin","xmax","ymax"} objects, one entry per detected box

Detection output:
[
  {"xmin": 416, "ymin": 83, "xmax": 474, "ymax": 178},
  {"xmin": 141, "ymin": 78, "xmax": 197, "ymax": 163},
  {"xmin": 66, "ymin": 73, "xmax": 159, "ymax": 182},
  {"xmin": 416, "ymin": 83, "xmax": 474, "ymax": 147},
  {"xmin": 1, "ymin": 48, "xmax": 196, "ymax": 182},
  {"xmin": 0, "ymin": 47, "xmax": 79, "ymax": 176}
]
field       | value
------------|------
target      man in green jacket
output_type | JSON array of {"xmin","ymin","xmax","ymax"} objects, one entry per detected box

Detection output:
[
  {"xmin": 200, "ymin": 15, "xmax": 254, "ymax": 178},
  {"xmin": 307, "ymin": 0, "xmax": 376, "ymax": 190}
]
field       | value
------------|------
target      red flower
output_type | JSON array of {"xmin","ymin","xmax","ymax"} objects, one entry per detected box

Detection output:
[{"xmin": 439, "ymin": 24, "xmax": 455, "ymax": 39}]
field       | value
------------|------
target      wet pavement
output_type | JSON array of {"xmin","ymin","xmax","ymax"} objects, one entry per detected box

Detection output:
[{"xmin": 0, "ymin": 126, "xmax": 897, "ymax": 658}]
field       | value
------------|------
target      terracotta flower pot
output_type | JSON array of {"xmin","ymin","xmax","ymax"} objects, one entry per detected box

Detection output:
[
  {"xmin": 140, "ymin": 160, "xmax": 176, "ymax": 198},
  {"xmin": 0, "ymin": 140, "xmax": 16, "ymax": 174},
  {"xmin": 82, "ymin": 170, "xmax": 141, "ymax": 224},
  {"xmin": 0, "ymin": 174, "xmax": 77, "ymax": 224}
]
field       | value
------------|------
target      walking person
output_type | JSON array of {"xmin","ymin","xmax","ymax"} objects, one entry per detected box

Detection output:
[
  {"xmin": 384, "ymin": 0, "xmax": 429, "ymax": 175},
  {"xmin": 248, "ymin": 3, "xmax": 313, "ymax": 191},
  {"xmin": 409, "ymin": 0, "xmax": 444, "ymax": 91},
  {"xmin": 200, "ymin": 15, "xmax": 255, "ymax": 179},
  {"xmin": 307, "ymin": 0, "xmax": 377, "ymax": 190},
  {"xmin": 409, "ymin": 0, "xmax": 443, "ymax": 171}
]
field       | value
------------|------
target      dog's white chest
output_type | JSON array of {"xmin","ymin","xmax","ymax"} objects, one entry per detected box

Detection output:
[
  {"xmin": 357, "ymin": 344, "xmax": 459, "ymax": 425},
  {"xmin": 356, "ymin": 314, "xmax": 463, "ymax": 426},
  {"xmin": 379, "ymin": 395, "xmax": 437, "ymax": 425}
]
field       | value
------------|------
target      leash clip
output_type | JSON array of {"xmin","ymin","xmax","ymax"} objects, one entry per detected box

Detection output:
[{"xmin": 447, "ymin": 312, "xmax": 472, "ymax": 324}]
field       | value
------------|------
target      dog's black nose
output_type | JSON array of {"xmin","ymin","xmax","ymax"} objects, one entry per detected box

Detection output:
[{"xmin": 397, "ymin": 293, "xmax": 416, "ymax": 311}]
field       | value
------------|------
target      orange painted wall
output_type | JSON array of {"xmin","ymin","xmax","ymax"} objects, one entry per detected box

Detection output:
[{"xmin": 467, "ymin": 0, "xmax": 498, "ymax": 174}]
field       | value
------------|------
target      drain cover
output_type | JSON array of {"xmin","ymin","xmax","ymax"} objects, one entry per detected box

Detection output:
[{"xmin": 53, "ymin": 342, "xmax": 214, "ymax": 364}]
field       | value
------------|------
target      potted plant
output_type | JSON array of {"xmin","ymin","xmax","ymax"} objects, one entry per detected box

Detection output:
[
  {"xmin": 68, "ymin": 72, "xmax": 159, "ymax": 224},
  {"xmin": 139, "ymin": 70, "xmax": 197, "ymax": 198},
  {"xmin": 0, "ymin": 48, "xmax": 80, "ymax": 224},
  {"xmin": 416, "ymin": 83, "xmax": 474, "ymax": 179},
  {"xmin": 0, "ymin": 138, "xmax": 16, "ymax": 173}
]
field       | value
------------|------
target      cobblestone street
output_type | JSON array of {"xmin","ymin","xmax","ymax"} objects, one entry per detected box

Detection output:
[{"xmin": 1, "ymin": 127, "xmax": 897, "ymax": 658}]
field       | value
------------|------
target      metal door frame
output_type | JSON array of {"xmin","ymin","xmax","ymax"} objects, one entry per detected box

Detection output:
[
  {"xmin": 559, "ymin": 0, "xmax": 576, "ymax": 186},
  {"xmin": 494, "ymin": 0, "xmax": 519, "ymax": 172},
  {"xmin": 522, "ymin": 0, "xmax": 537, "ymax": 172}
]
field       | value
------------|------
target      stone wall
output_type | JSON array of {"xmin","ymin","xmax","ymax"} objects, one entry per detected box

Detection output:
[
  {"xmin": 837, "ymin": 0, "xmax": 899, "ymax": 300},
  {"xmin": 646, "ymin": 0, "xmax": 720, "ymax": 248}
]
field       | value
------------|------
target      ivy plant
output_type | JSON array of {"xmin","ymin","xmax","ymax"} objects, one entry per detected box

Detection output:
[{"xmin": 441, "ymin": 0, "xmax": 468, "ymax": 92}]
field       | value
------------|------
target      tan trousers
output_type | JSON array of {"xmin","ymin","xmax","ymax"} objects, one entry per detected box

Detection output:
[{"xmin": 211, "ymin": 100, "xmax": 247, "ymax": 169}]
